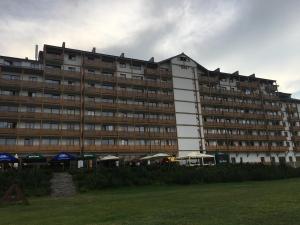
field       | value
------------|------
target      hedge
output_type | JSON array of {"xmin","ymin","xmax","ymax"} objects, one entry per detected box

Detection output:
[
  {"xmin": 72, "ymin": 164, "xmax": 300, "ymax": 192},
  {"xmin": 0, "ymin": 169, "xmax": 52, "ymax": 197}
]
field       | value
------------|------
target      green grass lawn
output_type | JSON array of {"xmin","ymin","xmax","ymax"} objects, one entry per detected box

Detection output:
[{"xmin": 1, "ymin": 178, "xmax": 300, "ymax": 225}]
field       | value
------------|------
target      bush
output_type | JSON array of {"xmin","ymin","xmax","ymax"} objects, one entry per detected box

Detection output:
[
  {"xmin": 71, "ymin": 164, "xmax": 300, "ymax": 192},
  {"xmin": 0, "ymin": 169, "xmax": 52, "ymax": 197}
]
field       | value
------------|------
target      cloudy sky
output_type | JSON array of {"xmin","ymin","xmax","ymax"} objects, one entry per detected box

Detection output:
[{"xmin": 0, "ymin": 0, "xmax": 300, "ymax": 97}]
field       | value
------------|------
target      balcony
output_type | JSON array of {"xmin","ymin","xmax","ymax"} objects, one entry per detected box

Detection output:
[
  {"xmin": 204, "ymin": 121, "xmax": 266, "ymax": 130},
  {"xmin": 205, "ymin": 133, "xmax": 286, "ymax": 141},
  {"xmin": 144, "ymin": 68, "xmax": 172, "ymax": 78},
  {"xmin": 84, "ymin": 144, "xmax": 177, "ymax": 154},
  {"xmin": 0, "ymin": 128, "xmax": 80, "ymax": 137},
  {"xmin": 0, "ymin": 95, "xmax": 81, "ymax": 108},
  {"xmin": 263, "ymin": 104, "xmax": 281, "ymax": 111},
  {"xmin": 84, "ymin": 101, "xmax": 175, "ymax": 114},
  {"xmin": 292, "ymin": 136, "xmax": 300, "ymax": 141},
  {"xmin": 44, "ymin": 53, "xmax": 64, "ymax": 64},
  {"xmin": 201, "ymin": 98, "xmax": 262, "ymax": 110},
  {"xmin": 237, "ymin": 81, "xmax": 260, "ymax": 89},
  {"xmin": 45, "ymin": 68, "xmax": 81, "ymax": 80},
  {"xmin": 83, "ymin": 58, "xmax": 116, "ymax": 70},
  {"xmin": 198, "ymin": 76, "xmax": 219, "ymax": 84},
  {"xmin": 84, "ymin": 130, "xmax": 177, "ymax": 139},
  {"xmin": 206, "ymin": 146, "xmax": 288, "ymax": 152},
  {"xmin": 0, "ymin": 112, "xmax": 81, "ymax": 122},
  {"xmin": 199, "ymin": 87, "xmax": 261, "ymax": 99},
  {"xmin": 85, "ymin": 116, "xmax": 176, "ymax": 126},
  {"xmin": 0, "ymin": 145, "xmax": 80, "ymax": 154},
  {"xmin": 0, "ymin": 78, "xmax": 81, "ymax": 94}
]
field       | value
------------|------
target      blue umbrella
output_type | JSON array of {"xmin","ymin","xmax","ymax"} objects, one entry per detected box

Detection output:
[
  {"xmin": 52, "ymin": 152, "xmax": 76, "ymax": 161},
  {"xmin": 0, "ymin": 153, "xmax": 18, "ymax": 163}
]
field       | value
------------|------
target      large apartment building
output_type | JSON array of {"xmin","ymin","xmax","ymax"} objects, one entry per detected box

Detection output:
[{"xmin": 0, "ymin": 43, "xmax": 299, "ymax": 164}]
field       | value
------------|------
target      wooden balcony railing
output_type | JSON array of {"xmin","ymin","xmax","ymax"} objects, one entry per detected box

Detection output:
[
  {"xmin": 0, "ymin": 128, "xmax": 80, "ymax": 137},
  {"xmin": 205, "ymin": 133, "xmax": 286, "ymax": 141},
  {"xmin": 85, "ymin": 116, "xmax": 176, "ymax": 126},
  {"xmin": 44, "ymin": 68, "xmax": 81, "ymax": 80},
  {"xmin": 0, "ymin": 95, "xmax": 81, "ymax": 108},
  {"xmin": 84, "ymin": 130, "xmax": 177, "ymax": 139},
  {"xmin": 0, "ymin": 145, "xmax": 80, "ymax": 154},
  {"xmin": 198, "ymin": 76, "xmax": 219, "ymax": 84},
  {"xmin": 0, "ymin": 112, "xmax": 81, "ymax": 122},
  {"xmin": 206, "ymin": 145, "xmax": 288, "ymax": 152},
  {"xmin": 83, "ymin": 58, "xmax": 116, "ymax": 70},
  {"xmin": 144, "ymin": 68, "xmax": 172, "ymax": 78},
  {"xmin": 237, "ymin": 81, "xmax": 260, "ymax": 89},
  {"xmin": 44, "ymin": 53, "xmax": 64, "ymax": 64},
  {"xmin": 202, "ymin": 110, "xmax": 282, "ymax": 120},
  {"xmin": 84, "ymin": 145, "xmax": 177, "ymax": 154}
]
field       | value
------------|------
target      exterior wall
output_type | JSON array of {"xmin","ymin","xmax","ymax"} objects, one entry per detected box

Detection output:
[{"xmin": 171, "ymin": 55, "xmax": 204, "ymax": 157}]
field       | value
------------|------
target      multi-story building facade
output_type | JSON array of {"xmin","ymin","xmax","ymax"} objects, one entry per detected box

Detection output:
[{"xmin": 0, "ymin": 43, "xmax": 299, "ymax": 165}]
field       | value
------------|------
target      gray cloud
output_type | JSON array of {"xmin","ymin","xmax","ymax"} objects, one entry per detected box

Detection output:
[{"xmin": 0, "ymin": 0, "xmax": 300, "ymax": 96}]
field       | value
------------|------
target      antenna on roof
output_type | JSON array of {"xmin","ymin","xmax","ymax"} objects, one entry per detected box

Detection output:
[
  {"xmin": 62, "ymin": 42, "xmax": 65, "ymax": 48},
  {"xmin": 233, "ymin": 71, "xmax": 239, "ymax": 75},
  {"xmin": 149, "ymin": 57, "xmax": 154, "ymax": 62},
  {"xmin": 35, "ymin": 45, "xmax": 38, "ymax": 61},
  {"xmin": 120, "ymin": 53, "xmax": 125, "ymax": 58},
  {"xmin": 214, "ymin": 68, "xmax": 220, "ymax": 72},
  {"xmin": 92, "ymin": 47, "xmax": 96, "ymax": 53}
]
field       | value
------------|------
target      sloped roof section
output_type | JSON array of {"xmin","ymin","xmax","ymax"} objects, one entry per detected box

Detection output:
[{"xmin": 159, "ymin": 52, "xmax": 208, "ymax": 71}]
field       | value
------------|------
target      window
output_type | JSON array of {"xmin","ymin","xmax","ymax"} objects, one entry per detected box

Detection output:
[
  {"xmin": 181, "ymin": 65, "xmax": 188, "ymax": 69},
  {"xmin": 179, "ymin": 56, "xmax": 187, "ymax": 61},
  {"xmin": 24, "ymin": 138, "xmax": 33, "ymax": 146},
  {"xmin": 68, "ymin": 54, "xmax": 76, "ymax": 60},
  {"xmin": 260, "ymin": 157, "xmax": 265, "ymax": 164},
  {"xmin": 120, "ymin": 73, "xmax": 126, "ymax": 79},
  {"xmin": 0, "ymin": 138, "xmax": 16, "ymax": 145},
  {"xmin": 231, "ymin": 157, "xmax": 236, "ymax": 164},
  {"xmin": 120, "ymin": 63, "xmax": 126, "ymax": 68},
  {"xmin": 29, "ymin": 76, "xmax": 38, "ymax": 81}
]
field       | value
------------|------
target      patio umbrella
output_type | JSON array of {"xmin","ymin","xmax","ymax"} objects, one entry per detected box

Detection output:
[
  {"xmin": 100, "ymin": 155, "xmax": 119, "ymax": 161},
  {"xmin": 24, "ymin": 153, "xmax": 46, "ymax": 163},
  {"xmin": 52, "ymin": 152, "xmax": 76, "ymax": 161},
  {"xmin": 0, "ymin": 153, "xmax": 18, "ymax": 163},
  {"xmin": 140, "ymin": 153, "xmax": 170, "ymax": 160}
]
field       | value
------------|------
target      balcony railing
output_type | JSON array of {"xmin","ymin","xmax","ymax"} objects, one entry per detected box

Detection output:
[
  {"xmin": 144, "ymin": 68, "xmax": 172, "ymax": 78},
  {"xmin": 84, "ymin": 145, "xmax": 177, "ymax": 154},
  {"xmin": 0, "ymin": 95, "xmax": 81, "ymax": 108},
  {"xmin": 206, "ymin": 145, "xmax": 288, "ymax": 152},
  {"xmin": 0, "ymin": 128, "xmax": 80, "ymax": 137},
  {"xmin": 202, "ymin": 110, "xmax": 282, "ymax": 120},
  {"xmin": 205, "ymin": 133, "xmax": 286, "ymax": 141},
  {"xmin": 84, "ymin": 130, "xmax": 177, "ymax": 139},
  {"xmin": 198, "ymin": 76, "xmax": 219, "ymax": 84},
  {"xmin": 0, "ymin": 112, "xmax": 81, "ymax": 122},
  {"xmin": 85, "ymin": 116, "xmax": 176, "ymax": 126},
  {"xmin": 237, "ymin": 81, "xmax": 260, "ymax": 89},
  {"xmin": 83, "ymin": 58, "xmax": 116, "ymax": 70},
  {"xmin": 44, "ymin": 53, "xmax": 64, "ymax": 64},
  {"xmin": 44, "ymin": 68, "xmax": 81, "ymax": 80},
  {"xmin": 0, "ymin": 145, "xmax": 80, "ymax": 154}
]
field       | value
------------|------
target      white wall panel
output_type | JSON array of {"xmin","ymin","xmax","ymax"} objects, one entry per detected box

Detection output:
[
  {"xmin": 173, "ymin": 77, "xmax": 194, "ymax": 90},
  {"xmin": 178, "ymin": 138, "xmax": 201, "ymax": 151},
  {"xmin": 176, "ymin": 113, "xmax": 198, "ymax": 125},
  {"xmin": 174, "ymin": 89, "xmax": 196, "ymax": 102},
  {"xmin": 177, "ymin": 126, "xmax": 199, "ymax": 138},
  {"xmin": 175, "ymin": 102, "xmax": 197, "ymax": 113}
]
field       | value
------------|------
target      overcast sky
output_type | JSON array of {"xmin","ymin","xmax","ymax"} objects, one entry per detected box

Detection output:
[{"xmin": 0, "ymin": 0, "xmax": 300, "ymax": 97}]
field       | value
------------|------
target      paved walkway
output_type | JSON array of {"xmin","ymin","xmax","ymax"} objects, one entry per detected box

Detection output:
[{"xmin": 50, "ymin": 172, "xmax": 76, "ymax": 197}]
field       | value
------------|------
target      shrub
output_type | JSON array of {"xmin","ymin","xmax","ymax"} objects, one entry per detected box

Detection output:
[
  {"xmin": 72, "ymin": 164, "xmax": 300, "ymax": 192},
  {"xmin": 0, "ymin": 169, "xmax": 52, "ymax": 197}
]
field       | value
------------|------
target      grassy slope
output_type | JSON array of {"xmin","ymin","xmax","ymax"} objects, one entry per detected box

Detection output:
[{"xmin": 1, "ymin": 178, "xmax": 300, "ymax": 225}]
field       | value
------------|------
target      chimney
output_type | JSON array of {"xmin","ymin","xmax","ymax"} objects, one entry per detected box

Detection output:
[
  {"xmin": 62, "ymin": 42, "xmax": 65, "ymax": 48},
  {"xmin": 25, "ymin": 57, "xmax": 28, "ymax": 60},
  {"xmin": 35, "ymin": 45, "xmax": 38, "ymax": 61},
  {"xmin": 120, "ymin": 53, "xmax": 125, "ymax": 58},
  {"xmin": 233, "ymin": 71, "xmax": 239, "ymax": 75},
  {"xmin": 92, "ymin": 47, "xmax": 96, "ymax": 53},
  {"xmin": 214, "ymin": 68, "xmax": 220, "ymax": 72},
  {"xmin": 149, "ymin": 57, "xmax": 154, "ymax": 62}
]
